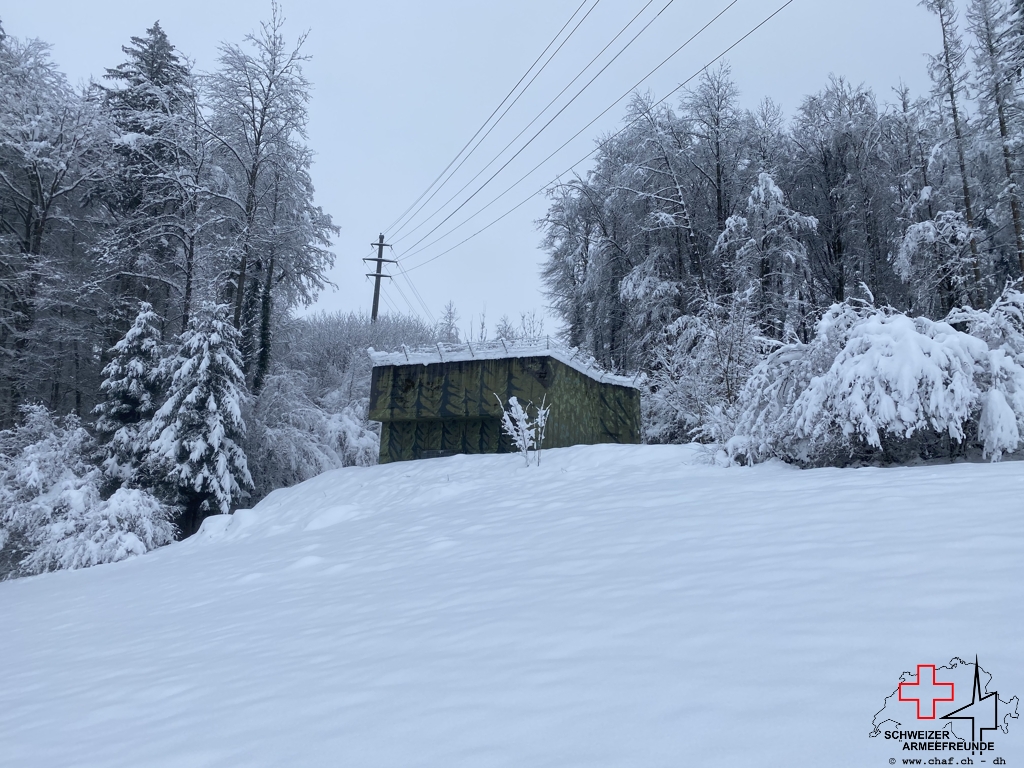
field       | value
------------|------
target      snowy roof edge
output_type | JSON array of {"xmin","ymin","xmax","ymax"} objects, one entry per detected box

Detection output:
[{"xmin": 366, "ymin": 341, "xmax": 641, "ymax": 389}]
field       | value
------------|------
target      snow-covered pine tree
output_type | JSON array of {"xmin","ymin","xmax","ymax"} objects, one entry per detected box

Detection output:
[
  {"xmin": 102, "ymin": 20, "xmax": 192, "ymax": 213},
  {"xmin": 714, "ymin": 173, "xmax": 818, "ymax": 341},
  {"xmin": 99, "ymin": 21, "xmax": 206, "ymax": 334},
  {"xmin": 145, "ymin": 302, "xmax": 252, "ymax": 536},
  {"xmin": 437, "ymin": 301, "xmax": 461, "ymax": 343},
  {"xmin": 94, "ymin": 302, "xmax": 166, "ymax": 483}
]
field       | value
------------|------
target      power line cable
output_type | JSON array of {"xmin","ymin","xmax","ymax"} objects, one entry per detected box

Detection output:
[
  {"xmin": 392, "ymin": 0, "xmax": 683, "ymax": 250},
  {"xmin": 389, "ymin": 0, "xmax": 604, "ymax": 241},
  {"xmin": 399, "ymin": 268, "xmax": 437, "ymax": 324},
  {"xmin": 401, "ymin": 0, "xmax": 739, "ymax": 263},
  {"xmin": 390, "ymin": 0, "xmax": 653, "ymax": 242},
  {"xmin": 390, "ymin": 249, "xmax": 437, "ymax": 322},
  {"xmin": 388, "ymin": 275, "xmax": 424, "ymax": 318},
  {"xmin": 378, "ymin": 285, "xmax": 401, "ymax": 316},
  {"xmin": 403, "ymin": 0, "xmax": 796, "ymax": 273},
  {"xmin": 383, "ymin": 0, "xmax": 596, "ymax": 237}
]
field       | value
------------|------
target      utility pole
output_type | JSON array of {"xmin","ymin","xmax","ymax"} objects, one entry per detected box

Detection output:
[{"xmin": 364, "ymin": 234, "xmax": 396, "ymax": 322}]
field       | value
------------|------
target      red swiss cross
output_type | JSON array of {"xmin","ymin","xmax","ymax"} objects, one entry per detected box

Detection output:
[{"xmin": 899, "ymin": 664, "xmax": 955, "ymax": 720}]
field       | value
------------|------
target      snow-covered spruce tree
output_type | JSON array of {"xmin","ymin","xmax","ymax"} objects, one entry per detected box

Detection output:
[
  {"xmin": 145, "ymin": 302, "xmax": 252, "ymax": 536},
  {"xmin": 714, "ymin": 173, "xmax": 818, "ymax": 341},
  {"xmin": 94, "ymin": 302, "xmax": 166, "ymax": 483},
  {"xmin": 0, "ymin": 405, "xmax": 174, "ymax": 578},
  {"xmin": 98, "ymin": 21, "xmax": 212, "ymax": 335}
]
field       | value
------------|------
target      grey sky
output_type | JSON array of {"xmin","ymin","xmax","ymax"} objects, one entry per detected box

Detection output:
[{"xmin": 4, "ymin": 0, "xmax": 945, "ymax": 334}]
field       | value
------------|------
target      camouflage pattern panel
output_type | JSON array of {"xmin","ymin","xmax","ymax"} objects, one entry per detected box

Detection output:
[
  {"xmin": 378, "ymin": 418, "xmax": 510, "ymax": 463},
  {"xmin": 369, "ymin": 358, "xmax": 554, "ymax": 422},
  {"xmin": 416, "ymin": 365, "xmax": 444, "ymax": 421},
  {"xmin": 379, "ymin": 421, "xmax": 412, "ymax": 464},
  {"xmin": 546, "ymin": 363, "xmax": 641, "ymax": 447}
]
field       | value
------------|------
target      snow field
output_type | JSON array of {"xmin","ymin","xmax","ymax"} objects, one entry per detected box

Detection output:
[{"xmin": 2, "ymin": 444, "xmax": 1022, "ymax": 767}]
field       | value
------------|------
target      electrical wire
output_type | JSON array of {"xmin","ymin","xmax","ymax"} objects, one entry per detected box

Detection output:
[
  {"xmin": 392, "ymin": 0, "xmax": 683, "ymax": 250},
  {"xmin": 402, "ymin": 0, "xmax": 797, "ymax": 274},
  {"xmin": 394, "ymin": 256, "xmax": 437, "ymax": 323},
  {"xmin": 383, "ymin": 0, "xmax": 596, "ymax": 237},
  {"xmin": 377, "ymin": 283, "xmax": 401, "ymax": 316},
  {"xmin": 389, "ymin": 0, "xmax": 604, "ymax": 241},
  {"xmin": 400, "ymin": 0, "xmax": 740, "ymax": 263},
  {"xmin": 388, "ymin": 275, "xmax": 424, "ymax": 318},
  {"xmin": 389, "ymin": 249, "xmax": 436, "ymax": 322},
  {"xmin": 390, "ymin": 0, "xmax": 655, "ymax": 243}
]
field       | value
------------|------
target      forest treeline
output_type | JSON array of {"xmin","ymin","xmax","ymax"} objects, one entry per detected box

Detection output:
[
  {"xmin": 0, "ymin": 9, "xmax": 447, "ymax": 576},
  {"xmin": 539, "ymin": 0, "xmax": 1024, "ymax": 459}
]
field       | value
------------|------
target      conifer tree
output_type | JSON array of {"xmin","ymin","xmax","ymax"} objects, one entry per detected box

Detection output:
[
  {"xmin": 103, "ymin": 21, "xmax": 191, "ymax": 213},
  {"xmin": 144, "ymin": 302, "xmax": 252, "ymax": 536},
  {"xmin": 100, "ymin": 21, "xmax": 202, "ymax": 333},
  {"xmin": 94, "ymin": 302, "xmax": 166, "ymax": 482},
  {"xmin": 714, "ymin": 174, "xmax": 818, "ymax": 341}
]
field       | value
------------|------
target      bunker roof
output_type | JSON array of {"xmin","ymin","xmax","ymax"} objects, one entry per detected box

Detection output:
[{"xmin": 367, "ymin": 340, "xmax": 641, "ymax": 390}]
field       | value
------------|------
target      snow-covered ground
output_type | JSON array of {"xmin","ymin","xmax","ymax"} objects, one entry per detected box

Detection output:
[{"xmin": 2, "ymin": 445, "xmax": 1022, "ymax": 767}]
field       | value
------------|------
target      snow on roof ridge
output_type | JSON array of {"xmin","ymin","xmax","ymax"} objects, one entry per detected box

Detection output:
[{"xmin": 366, "ymin": 339, "xmax": 641, "ymax": 389}]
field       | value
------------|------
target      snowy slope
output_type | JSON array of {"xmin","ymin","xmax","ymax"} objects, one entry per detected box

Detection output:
[{"xmin": 2, "ymin": 445, "xmax": 1023, "ymax": 767}]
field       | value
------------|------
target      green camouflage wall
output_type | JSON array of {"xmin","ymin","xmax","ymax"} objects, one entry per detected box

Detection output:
[{"xmin": 369, "ymin": 356, "xmax": 640, "ymax": 463}]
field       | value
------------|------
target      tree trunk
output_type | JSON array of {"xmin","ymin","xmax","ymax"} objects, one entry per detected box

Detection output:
[
  {"xmin": 232, "ymin": 168, "xmax": 260, "ymax": 328},
  {"xmin": 182, "ymin": 235, "xmax": 195, "ymax": 332},
  {"xmin": 938, "ymin": 3, "xmax": 983, "ymax": 302},
  {"xmin": 252, "ymin": 251, "xmax": 275, "ymax": 394}
]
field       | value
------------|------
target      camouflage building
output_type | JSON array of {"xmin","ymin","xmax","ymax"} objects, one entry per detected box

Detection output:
[{"xmin": 368, "ymin": 343, "xmax": 642, "ymax": 464}]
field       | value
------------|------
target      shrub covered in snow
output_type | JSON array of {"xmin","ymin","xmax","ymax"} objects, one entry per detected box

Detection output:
[
  {"xmin": 727, "ymin": 288, "xmax": 1024, "ymax": 465},
  {"xmin": 24, "ymin": 488, "xmax": 177, "ymax": 574},
  {"xmin": 326, "ymin": 401, "xmax": 380, "ymax": 468},
  {"xmin": 644, "ymin": 291, "xmax": 764, "ymax": 445},
  {"xmin": 0, "ymin": 406, "xmax": 175, "ymax": 578},
  {"xmin": 246, "ymin": 373, "xmax": 379, "ymax": 502},
  {"xmin": 494, "ymin": 394, "xmax": 551, "ymax": 466}
]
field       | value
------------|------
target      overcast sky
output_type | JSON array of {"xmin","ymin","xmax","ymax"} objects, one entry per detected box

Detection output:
[{"xmin": 4, "ymin": 0, "xmax": 949, "ymax": 335}]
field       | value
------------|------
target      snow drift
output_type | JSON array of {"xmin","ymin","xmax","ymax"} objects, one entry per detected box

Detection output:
[{"xmin": 1, "ymin": 444, "xmax": 1022, "ymax": 767}]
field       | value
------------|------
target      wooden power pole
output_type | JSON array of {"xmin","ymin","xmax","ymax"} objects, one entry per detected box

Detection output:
[{"xmin": 364, "ymin": 234, "xmax": 395, "ymax": 322}]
